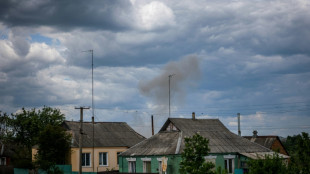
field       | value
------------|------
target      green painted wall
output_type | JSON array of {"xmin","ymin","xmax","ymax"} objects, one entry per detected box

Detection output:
[{"xmin": 120, "ymin": 153, "xmax": 249, "ymax": 174}]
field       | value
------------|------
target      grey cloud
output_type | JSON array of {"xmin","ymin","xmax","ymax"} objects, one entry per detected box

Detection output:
[{"xmin": 0, "ymin": 0, "xmax": 133, "ymax": 31}]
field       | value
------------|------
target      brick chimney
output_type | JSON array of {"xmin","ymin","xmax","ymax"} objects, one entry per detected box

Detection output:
[{"xmin": 192, "ymin": 112, "xmax": 195, "ymax": 120}]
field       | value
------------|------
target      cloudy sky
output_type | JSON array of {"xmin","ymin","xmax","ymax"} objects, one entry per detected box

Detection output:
[{"xmin": 1, "ymin": 0, "xmax": 310, "ymax": 138}]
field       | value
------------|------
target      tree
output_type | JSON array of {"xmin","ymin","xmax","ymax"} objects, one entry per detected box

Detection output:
[
  {"xmin": 35, "ymin": 124, "xmax": 71, "ymax": 174},
  {"xmin": 285, "ymin": 132, "xmax": 310, "ymax": 174},
  {"xmin": 248, "ymin": 153, "xmax": 288, "ymax": 174},
  {"xmin": 179, "ymin": 133, "xmax": 215, "ymax": 174},
  {"xmin": 2, "ymin": 107, "xmax": 71, "ymax": 172}
]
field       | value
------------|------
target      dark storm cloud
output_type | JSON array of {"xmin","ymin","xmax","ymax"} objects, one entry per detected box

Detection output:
[{"xmin": 0, "ymin": 0, "xmax": 133, "ymax": 31}]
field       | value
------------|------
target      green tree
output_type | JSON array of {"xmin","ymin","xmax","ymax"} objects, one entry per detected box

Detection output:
[
  {"xmin": 2, "ymin": 107, "xmax": 71, "ymax": 172},
  {"xmin": 35, "ymin": 124, "xmax": 71, "ymax": 173},
  {"xmin": 180, "ymin": 133, "xmax": 215, "ymax": 174},
  {"xmin": 248, "ymin": 153, "xmax": 288, "ymax": 174},
  {"xmin": 285, "ymin": 132, "xmax": 310, "ymax": 174}
]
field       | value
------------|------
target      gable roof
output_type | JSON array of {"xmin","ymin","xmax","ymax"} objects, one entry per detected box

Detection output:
[
  {"xmin": 243, "ymin": 135, "xmax": 289, "ymax": 155},
  {"xmin": 121, "ymin": 118, "xmax": 271, "ymax": 156},
  {"xmin": 63, "ymin": 121, "xmax": 145, "ymax": 148}
]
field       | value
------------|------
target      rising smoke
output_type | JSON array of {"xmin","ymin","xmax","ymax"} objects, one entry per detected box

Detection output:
[{"xmin": 139, "ymin": 55, "xmax": 201, "ymax": 115}]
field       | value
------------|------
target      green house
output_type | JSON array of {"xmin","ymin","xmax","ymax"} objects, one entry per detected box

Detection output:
[{"xmin": 119, "ymin": 113, "xmax": 289, "ymax": 174}]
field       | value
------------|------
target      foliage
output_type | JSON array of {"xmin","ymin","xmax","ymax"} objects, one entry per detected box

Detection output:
[
  {"xmin": 35, "ymin": 124, "xmax": 71, "ymax": 173},
  {"xmin": 248, "ymin": 153, "xmax": 288, "ymax": 174},
  {"xmin": 215, "ymin": 166, "xmax": 227, "ymax": 174},
  {"xmin": 180, "ymin": 133, "xmax": 215, "ymax": 174},
  {"xmin": 284, "ymin": 132, "xmax": 310, "ymax": 174},
  {"xmin": 1, "ymin": 107, "xmax": 71, "ymax": 171}
]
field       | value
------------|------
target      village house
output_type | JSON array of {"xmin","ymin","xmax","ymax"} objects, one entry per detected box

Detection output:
[
  {"xmin": 32, "ymin": 121, "xmax": 145, "ymax": 173},
  {"xmin": 119, "ymin": 113, "xmax": 289, "ymax": 174},
  {"xmin": 243, "ymin": 130, "xmax": 289, "ymax": 156},
  {"xmin": 64, "ymin": 121, "xmax": 145, "ymax": 173}
]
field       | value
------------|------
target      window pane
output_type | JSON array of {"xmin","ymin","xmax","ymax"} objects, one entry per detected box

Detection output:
[
  {"xmin": 146, "ymin": 161, "xmax": 151, "ymax": 173},
  {"xmin": 229, "ymin": 159, "xmax": 232, "ymax": 173},
  {"xmin": 82, "ymin": 153, "xmax": 90, "ymax": 166},
  {"xmin": 99, "ymin": 152, "xmax": 107, "ymax": 166}
]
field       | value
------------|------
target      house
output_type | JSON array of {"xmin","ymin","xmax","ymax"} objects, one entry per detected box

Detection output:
[
  {"xmin": 33, "ymin": 121, "xmax": 145, "ymax": 173},
  {"xmin": 119, "ymin": 113, "xmax": 289, "ymax": 174},
  {"xmin": 243, "ymin": 130, "xmax": 289, "ymax": 156}
]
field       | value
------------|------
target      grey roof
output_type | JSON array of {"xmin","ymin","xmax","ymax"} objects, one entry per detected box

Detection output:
[
  {"xmin": 243, "ymin": 136, "xmax": 278, "ymax": 149},
  {"xmin": 121, "ymin": 118, "xmax": 271, "ymax": 156},
  {"xmin": 63, "ymin": 121, "xmax": 145, "ymax": 148}
]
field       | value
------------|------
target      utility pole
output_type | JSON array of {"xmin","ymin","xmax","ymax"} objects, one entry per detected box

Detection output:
[
  {"xmin": 82, "ymin": 49, "xmax": 95, "ymax": 172},
  {"xmin": 237, "ymin": 113, "xmax": 241, "ymax": 136},
  {"xmin": 75, "ymin": 106, "xmax": 90, "ymax": 174},
  {"xmin": 168, "ymin": 74, "xmax": 175, "ymax": 117},
  {"xmin": 151, "ymin": 115, "xmax": 154, "ymax": 136}
]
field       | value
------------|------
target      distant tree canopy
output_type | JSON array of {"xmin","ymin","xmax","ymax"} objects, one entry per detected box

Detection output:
[
  {"xmin": 284, "ymin": 132, "xmax": 310, "ymax": 174},
  {"xmin": 248, "ymin": 132, "xmax": 310, "ymax": 174},
  {"xmin": 0, "ymin": 107, "xmax": 71, "ymax": 172},
  {"xmin": 180, "ymin": 133, "xmax": 215, "ymax": 174}
]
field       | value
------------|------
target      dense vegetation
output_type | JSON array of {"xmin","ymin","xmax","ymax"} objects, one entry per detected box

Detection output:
[
  {"xmin": 0, "ymin": 107, "xmax": 71, "ymax": 173},
  {"xmin": 249, "ymin": 132, "xmax": 310, "ymax": 174}
]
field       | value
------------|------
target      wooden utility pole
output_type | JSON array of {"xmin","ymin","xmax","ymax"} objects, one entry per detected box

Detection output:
[{"xmin": 75, "ymin": 106, "xmax": 90, "ymax": 174}]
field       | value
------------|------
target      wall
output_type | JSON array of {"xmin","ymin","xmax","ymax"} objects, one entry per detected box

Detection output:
[
  {"xmin": 120, "ymin": 153, "xmax": 248, "ymax": 174},
  {"xmin": 271, "ymin": 139, "xmax": 288, "ymax": 155},
  {"xmin": 119, "ymin": 155, "xmax": 182, "ymax": 173},
  {"xmin": 71, "ymin": 147, "xmax": 128, "ymax": 173}
]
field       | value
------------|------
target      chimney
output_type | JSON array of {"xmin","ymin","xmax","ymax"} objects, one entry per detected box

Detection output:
[
  {"xmin": 253, "ymin": 130, "xmax": 258, "ymax": 138},
  {"xmin": 151, "ymin": 115, "xmax": 154, "ymax": 136},
  {"xmin": 237, "ymin": 113, "xmax": 241, "ymax": 136},
  {"xmin": 192, "ymin": 112, "xmax": 195, "ymax": 120}
]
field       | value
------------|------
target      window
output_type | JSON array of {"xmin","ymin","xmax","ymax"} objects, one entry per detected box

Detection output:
[
  {"xmin": 158, "ymin": 161, "xmax": 163, "ymax": 174},
  {"xmin": 82, "ymin": 153, "xmax": 91, "ymax": 167},
  {"xmin": 142, "ymin": 157, "xmax": 152, "ymax": 173},
  {"xmin": 126, "ymin": 158, "xmax": 136, "ymax": 173},
  {"xmin": 204, "ymin": 155, "xmax": 216, "ymax": 171},
  {"xmin": 224, "ymin": 155, "xmax": 235, "ymax": 174},
  {"xmin": 0, "ymin": 157, "xmax": 6, "ymax": 166},
  {"xmin": 117, "ymin": 152, "xmax": 121, "ymax": 165},
  {"xmin": 99, "ymin": 152, "xmax": 108, "ymax": 166},
  {"xmin": 128, "ymin": 161, "xmax": 136, "ymax": 173},
  {"xmin": 143, "ymin": 161, "xmax": 151, "ymax": 173}
]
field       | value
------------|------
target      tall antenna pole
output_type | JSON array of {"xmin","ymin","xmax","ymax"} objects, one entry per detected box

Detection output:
[
  {"xmin": 168, "ymin": 74, "xmax": 175, "ymax": 117},
  {"xmin": 82, "ymin": 49, "xmax": 95, "ymax": 172}
]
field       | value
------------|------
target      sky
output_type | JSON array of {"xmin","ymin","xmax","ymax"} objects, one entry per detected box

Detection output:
[{"xmin": 1, "ymin": 0, "xmax": 310, "ymax": 138}]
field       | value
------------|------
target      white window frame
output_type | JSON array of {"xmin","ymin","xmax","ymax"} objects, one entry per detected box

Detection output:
[
  {"xmin": 224, "ymin": 155, "xmax": 235, "ymax": 174},
  {"xmin": 82, "ymin": 153, "xmax": 91, "ymax": 167},
  {"xmin": 126, "ymin": 158, "xmax": 136, "ymax": 173},
  {"xmin": 99, "ymin": 152, "xmax": 108, "ymax": 166},
  {"xmin": 142, "ymin": 158, "xmax": 152, "ymax": 173},
  {"xmin": 0, "ymin": 157, "xmax": 6, "ymax": 166},
  {"xmin": 157, "ymin": 158, "xmax": 163, "ymax": 174}
]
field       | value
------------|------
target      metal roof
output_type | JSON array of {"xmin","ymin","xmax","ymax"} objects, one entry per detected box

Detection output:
[
  {"xmin": 121, "ymin": 118, "xmax": 271, "ymax": 156},
  {"xmin": 63, "ymin": 121, "xmax": 145, "ymax": 148}
]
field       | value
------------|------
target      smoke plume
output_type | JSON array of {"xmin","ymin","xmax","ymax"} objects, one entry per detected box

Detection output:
[{"xmin": 139, "ymin": 55, "xmax": 201, "ymax": 114}]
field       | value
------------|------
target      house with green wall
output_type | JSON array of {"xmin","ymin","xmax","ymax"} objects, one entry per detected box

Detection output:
[{"xmin": 119, "ymin": 113, "xmax": 289, "ymax": 174}]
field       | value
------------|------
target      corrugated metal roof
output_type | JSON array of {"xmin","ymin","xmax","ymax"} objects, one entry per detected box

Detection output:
[
  {"xmin": 63, "ymin": 121, "xmax": 145, "ymax": 148},
  {"xmin": 121, "ymin": 118, "xmax": 271, "ymax": 156}
]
